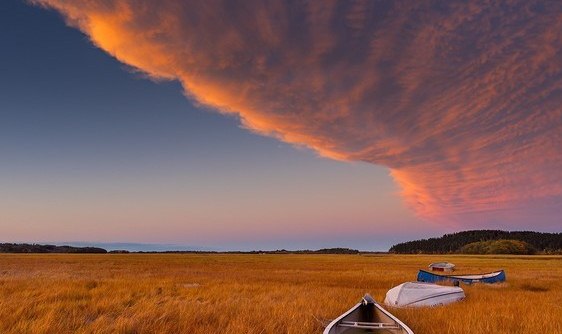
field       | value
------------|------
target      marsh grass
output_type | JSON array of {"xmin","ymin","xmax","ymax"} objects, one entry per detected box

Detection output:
[{"xmin": 0, "ymin": 254, "xmax": 560, "ymax": 333}]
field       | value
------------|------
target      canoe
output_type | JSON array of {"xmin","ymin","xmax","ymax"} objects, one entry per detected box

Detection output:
[
  {"xmin": 428, "ymin": 262, "xmax": 455, "ymax": 272},
  {"xmin": 384, "ymin": 282, "xmax": 465, "ymax": 307},
  {"xmin": 417, "ymin": 269, "xmax": 506, "ymax": 284},
  {"xmin": 323, "ymin": 294, "xmax": 414, "ymax": 334}
]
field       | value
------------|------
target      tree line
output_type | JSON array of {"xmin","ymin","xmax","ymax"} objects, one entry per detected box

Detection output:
[
  {"xmin": 0, "ymin": 243, "xmax": 107, "ymax": 253},
  {"xmin": 0, "ymin": 244, "xmax": 359, "ymax": 254},
  {"xmin": 389, "ymin": 230, "xmax": 562, "ymax": 254}
]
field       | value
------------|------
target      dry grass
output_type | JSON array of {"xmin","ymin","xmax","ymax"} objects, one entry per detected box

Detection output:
[{"xmin": 0, "ymin": 254, "xmax": 560, "ymax": 333}]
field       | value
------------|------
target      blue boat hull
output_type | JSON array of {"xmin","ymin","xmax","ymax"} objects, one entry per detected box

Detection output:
[{"xmin": 417, "ymin": 269, "xmax": 506, "ymax": 284}]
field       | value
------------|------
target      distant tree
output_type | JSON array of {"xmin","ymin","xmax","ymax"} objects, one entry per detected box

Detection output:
[
  {"xmin": 109, "ymin": 250, "xmax": 130, "ymax": 254},
  {"xmin": 0, "ymin": 243, "xmax": 107, "ymax": 253},
  {"xmin": 389, "ymin": 230, "xmax": 561, "ymax": 254},
  {"xmin": 460, "ymin": 239, "xmax": 536, "ymax": 255},
  {"xmin": 314, "ymin": 248, "xmax": 359, "ymax": 254}
]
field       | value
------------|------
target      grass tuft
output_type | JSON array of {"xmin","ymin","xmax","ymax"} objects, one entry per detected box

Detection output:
[{"xmin": 520, "ymin": 283, "xmax": 549, "ymax": 292}]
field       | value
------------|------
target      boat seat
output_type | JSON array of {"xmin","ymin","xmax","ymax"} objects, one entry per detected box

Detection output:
[{"xmin": 339, "ymin": 321, "xmax": 400, "ymax": 330}]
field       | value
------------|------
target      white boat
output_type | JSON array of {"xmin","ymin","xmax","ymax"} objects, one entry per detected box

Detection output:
[
  {"xmin": 428, "ymin": 262, "xmax": 455, "ymax": 272},
  {"xmin": 384, "ymin": 282, "xmax": 465, "ymax": 307},
  {"xmin": 323, "ymin": 294, "xmax": 414, "ymax": 334}
]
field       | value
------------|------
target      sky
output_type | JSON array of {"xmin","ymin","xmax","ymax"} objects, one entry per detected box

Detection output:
[{"xmin": 1, "ymin": 0, "xmax": 561, "ymax": 251}]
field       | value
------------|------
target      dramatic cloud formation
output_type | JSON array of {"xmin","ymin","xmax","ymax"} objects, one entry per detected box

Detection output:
[{"xmin": 33, "ymin": 0, "xmax": 562, "ymax": 227}]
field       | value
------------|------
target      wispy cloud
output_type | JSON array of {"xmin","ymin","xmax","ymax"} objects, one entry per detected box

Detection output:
[{"xmin": 33, "ymin": 0, "xmax": 562, "ymax": 227}]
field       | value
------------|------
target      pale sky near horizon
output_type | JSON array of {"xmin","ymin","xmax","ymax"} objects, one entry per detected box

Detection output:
[{"xmin": 1, "ymin": 1, "xmax": 561, "ymax": 251}]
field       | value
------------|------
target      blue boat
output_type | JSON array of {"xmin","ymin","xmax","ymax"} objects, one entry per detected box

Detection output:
[{"xmin": 417, "ymin": 269, "xmax": 506, "ymax": 284}]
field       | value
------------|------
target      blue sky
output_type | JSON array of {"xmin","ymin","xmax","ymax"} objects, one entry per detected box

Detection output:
[
  {"xmin": 2, "ymin": 0, "xmax": 560, "ymax": 251},
  {"xmin": 1, "ymin": 0, "xmax": 435, "ymax": 251}
]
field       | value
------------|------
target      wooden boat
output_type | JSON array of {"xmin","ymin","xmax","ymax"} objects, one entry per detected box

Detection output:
[
  {"xmin": 323, "ymin": 294, "xmax": 414, "ymax": 334},
  {"xmin": 417, "ymin": 269, "xmax": 505, "ymax": 284},
  {"xmin": 428, "ymin": 262, "xmax": 455, "ymax": 272}
]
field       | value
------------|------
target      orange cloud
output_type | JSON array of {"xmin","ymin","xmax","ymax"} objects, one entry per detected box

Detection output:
[{"xmin": 32, "ymin": 0, "xmax": 562, "ymax": 227}]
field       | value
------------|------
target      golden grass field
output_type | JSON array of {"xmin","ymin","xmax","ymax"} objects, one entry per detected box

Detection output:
[{"xmin": 0, "ymin": 254, "xmax": 560, "ymax": 334}]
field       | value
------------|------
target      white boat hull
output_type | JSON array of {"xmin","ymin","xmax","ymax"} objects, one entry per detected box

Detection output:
[{"xmin": 385, "ymin": 282, "xmax": 465, "ymax": 308}]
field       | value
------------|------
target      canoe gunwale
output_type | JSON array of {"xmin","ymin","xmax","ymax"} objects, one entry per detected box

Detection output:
[
  {"xmin": 373, "ymin": 301, "xmax": 415, "ymax": 334},
  {"xmin": 323, "ymin": 295, "xmax": 414, "ymax": 334},
  {"xmin": 323, "ymin": 302, "xmax": 361, "ymax": 334},
  {"xmin": 418, "ymin": 269, "xmax": 504, "ymax": 279}
]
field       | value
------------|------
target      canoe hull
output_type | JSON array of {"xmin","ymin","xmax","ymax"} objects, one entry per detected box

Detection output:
[
  {"xmin": 428, "ymin": 262, "xmax": 455, "ymax": 272},
  {"xmin": 384, "ymin": 282, "xmax": 465, "ymax": 308},
  {"xmin": 324, "ymin": 295, "xmax": 414, "ymax": 334},
  {"xmin": 417, "ymin": 269, "xmax": 506, "ymax": 284}
]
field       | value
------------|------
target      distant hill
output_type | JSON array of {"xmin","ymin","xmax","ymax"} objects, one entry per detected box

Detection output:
[
  {"xmin": 61, "ymin": 242, "xmax": 209, "ymax": 252},
  {"xmin": 389, "ymin": 230, "xmax": 562, "ymax": 254},
  {"xmin": 459, "ymin": 239, "xmax": 536, "ymax": 255},
  {"xmin": 151, "ymin": 248, "xmax": 361, "ymax": 255},
  {"xmin": 0, "ymin": 243, "xmax": 358, "ymax": 255},
  {"xmin": 264, "ymin": 248, "xmax": 359, "ymax": 254},
  {"xmin": 0, "ymin": 243, "xmax": 107, "ymax": 253}
]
